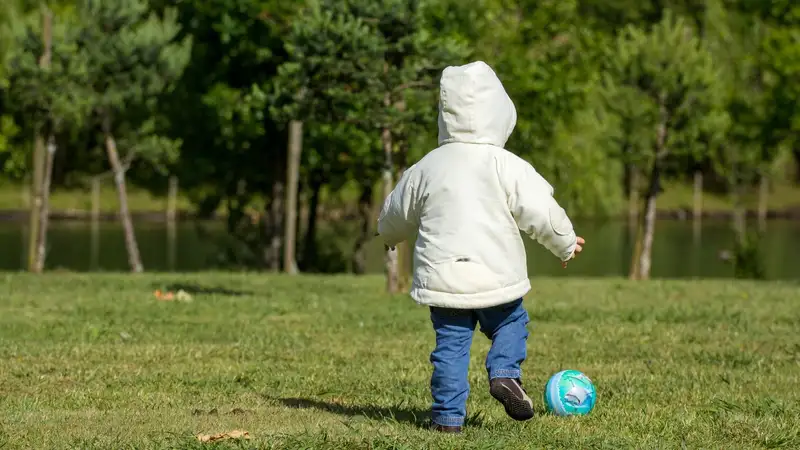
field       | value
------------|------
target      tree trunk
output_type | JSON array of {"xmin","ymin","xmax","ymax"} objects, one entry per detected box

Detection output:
[
  {"xmin": 103, "ymin": 125, "xmax": 143, "ymax": 273},
  {"xmin": 90, "ymin": 177, "xmax": 100, "ymax": 270},
  {"xmin": 302, "ymin": 173, "xmax": 323, "ymax": 270},
  {"xmin": 732, "ymin": 181, "xmax": 746, "ymax": 246},
  {"xmin": 757, "ymin": 174, "xmax": 768, "ymax": 232},
  {"xmin": 28, "ymin": 135, "xmax": 45, "ymax": 272},
  {"xmin": 628, "ymin": 218, "xmax": 643, "ymax": 279},
  {"xmin": 382, "ymin": 123, "xmax": 399, "ymax": 293},
  {"xmin": 27, "ymin": 8, "xmax": 52, "ymax": 272},
  {"xmin": 166, "ymin": 176, "xmax": 178, "ymax": 271},
  {"xmin": 34, "ymin": 135, "xmax": 56, "ymax": 273},
  {"xmin": 352, "ymin": 183, "xmax": 373, "ymax": 274},
  {"xmin": 693, "ymin": 170, "xmax": 703, "ymax": 220},
  {"xmin": 637, "ymin": 161, "xmax": 661, "ymax": 280},
  {"xmin": 295, "ymin": 183, "xmax": 304, "ymax": 262},
  {"xmin": 628, "ymin": 165, "xmax": 640, "ymax": 222},
  {"xmin": 283, "ymin": 120, "xmax": 303, "ymax": 275},
  {"xmin": 630, "ymin": 96, "xmax": 668, "ymax": 280},
  {"xmin": 692, "ymin": 170, "xmax": 702, "ymax": 242},
  {"xmin": 627, "ymin": 165, "xmax": 642, "ymax": 278},
  {"xmin": 267, "ymin": 180, "xmax": 284, "ymax": 271}
]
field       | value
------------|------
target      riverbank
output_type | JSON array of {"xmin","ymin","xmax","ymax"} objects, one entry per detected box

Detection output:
[
  {"xmin": 1, "ymin": 181, "xmax": 798, "ymax": 222},
  {"xmin": 1, "ymin": 205, "xmax": 800, "ymax": 223}
]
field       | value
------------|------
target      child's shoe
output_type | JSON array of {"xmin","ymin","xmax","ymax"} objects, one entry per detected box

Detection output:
[
  {"xmin": 489, "ymin": 378, "xmax": 535, "ymax": 421},
  {"xmin": 430, "ymin": 423, "xmax": 462, "ymax": 433}
]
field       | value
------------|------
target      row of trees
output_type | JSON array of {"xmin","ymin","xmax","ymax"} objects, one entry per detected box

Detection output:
[
  {"xmin": 0, "ymin": 0, "xmax": 798, "ymax": 287},
  {"xmin": 1, "ymin": 0, "xmax": 189, "ymax": 273}
]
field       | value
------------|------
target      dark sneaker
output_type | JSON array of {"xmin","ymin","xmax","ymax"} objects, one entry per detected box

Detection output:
[
  {"xmin": 431, "ymin": 423, "xmax": 463, "ymax": 433},
  {"xmin": 489, "ymin": 378, "xmax": 535, "ymax": 421}
]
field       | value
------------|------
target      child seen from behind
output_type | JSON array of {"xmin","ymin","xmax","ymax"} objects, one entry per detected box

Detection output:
[{"xmin": 377, "ymin": 61, "xmax": 585, "ymax": 433}]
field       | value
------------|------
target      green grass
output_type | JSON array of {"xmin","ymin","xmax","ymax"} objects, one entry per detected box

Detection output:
[
  {"xmin": 0, "ymin": 179, "xmax": 365, "ymax": 217},
  {"xmin": 0, "ymin": 180, "xmax": 196, "ymax": 215},
  {"xmin": 656, "ymin": 181, "xmax": 800, "ymax": 213},
  {"xmin": 1, "ymin": 180, "xmax": 799, "ymax": 216},
  {"xmin": 1, "ymin": 274, "xmax": 799, "ymax": 449}
]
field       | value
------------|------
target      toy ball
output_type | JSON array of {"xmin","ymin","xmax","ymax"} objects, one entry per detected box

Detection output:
[{"xmin": 543, "ymin": 369, "xmax": 596, "ymax": 416}]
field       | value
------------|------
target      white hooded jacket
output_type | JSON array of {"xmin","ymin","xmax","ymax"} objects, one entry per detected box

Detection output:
[{"xmin": 377, "ymin": 61, "xmax": 577, "ymax": 309}]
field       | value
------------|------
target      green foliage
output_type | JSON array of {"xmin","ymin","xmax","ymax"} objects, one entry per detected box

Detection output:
[
  {"xmin": 75, "ymin": 1, "xmax": 191, "ymax": 115},
  {"xmin": 549, "ymin": 97, "xmax": 625, "ymax": 215},
  {"xmin": 72, "ymin": 0, "xmax": 191, "ymax": 168},
  {"xmin": 155, "ymin": 0, "xmax": 294, "ymax": 213},
  {"xmin": 275, "ymin": 0, "xmax": 471, "ymax": 187},
  {"xmin": 0, "ymin": 115, "xmax": 21, "ymax": 176},
  {"xmin": 477, "ymin": 0, "xmax": 623, "ymax": 215},
  {"xmin": 271, "ymin": 1, "xmax": 384, "ymax": 124},
  {"xmin": 701, "ymin": 0, "xmax": 798, "ymax": 189},
  {"xmin": 6, "ymin": 10, "xmax": 92, "ymax": 133},
  {"xmin": 0, "ymin": 1, "xmax": 24, "ymax": 177},
  {"xmin": 603, "ymin": 11, "xmax": 728, "ymax": 167},
  {"xmin": 733, "ymin": 231, "xmax": 766, "ymax": 280},
  {"xmin": 205, "ymin": 83, "xmax": 270, "ymax": 151},
  {"xmin": 0, "ymin": 1, "xmax": 22, "ymax": 88},
  {"xmin": 1, "ymin": 4, "xmax": 89, "ymax": 178},
  {"xmin": 0, "ymin": 0, "xmax": 799, "ymax": 272}
]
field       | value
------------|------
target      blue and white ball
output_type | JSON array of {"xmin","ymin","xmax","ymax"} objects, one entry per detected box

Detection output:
[{"xmin": 543, "ymin": 370, "xmax": 596, "ymax": 416}]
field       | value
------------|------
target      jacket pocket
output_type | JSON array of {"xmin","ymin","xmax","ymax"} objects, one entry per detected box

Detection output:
[{"xmin": 418, "ymin": 256, "xmax": 502, "ymax": 294}]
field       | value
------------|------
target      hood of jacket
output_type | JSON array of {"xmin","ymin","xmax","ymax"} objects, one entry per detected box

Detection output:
[{"xmin": 437, "ymin": 61, "xmax": 517, "ymax": 147}]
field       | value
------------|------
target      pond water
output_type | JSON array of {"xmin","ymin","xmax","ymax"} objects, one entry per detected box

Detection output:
[{"xmin": 0, "ymin": 219, "xmax": 798, "ymax": 279}]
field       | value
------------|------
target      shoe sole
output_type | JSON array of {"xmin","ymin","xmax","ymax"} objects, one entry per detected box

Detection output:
[{"xmin": 490, "ymin": 383, "xmax": 535, "ymax": 421}]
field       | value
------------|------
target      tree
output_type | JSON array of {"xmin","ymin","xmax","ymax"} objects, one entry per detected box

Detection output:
[
  {"xmin": 0, "ymin": 1, "xmax": 22, "ymax": 86},
  {"xmin": 153, "ymin": 0, "xmax": 295, "ymax": 271},
  {"xmin": 6, "ymin": 5, "xmax": 91, "ymax": 272},
  {"xmin": 297, "ymin": 122, "xmax": 378, "ymax": 274},
  {"xmin": 702, "ymin": 0, "xmax": 799, "ymax": 277},
  {"xmin": 275, "ymin": 0, "xmax": 468, "ymax": 290},
  {"xmin": 476, "ymin": 0, "xmax": 624, "ymax": 217},
  {"xmin": 71, "ymin": 0, "xmax": 191, "ymax": 272},
  {"xmin": 0, "ymin": 2, "xmax": 24, "ymax": 179},
  {"xmin": 604, "ymin": 11, "xmax": 727, "ymax": 280},
  {"xmin": 272, "ymin": 0, "xmax": 385, "ymax": 274},
  {"xmin": 344, "ymin": 0, "xmax": 469, "ymax": 293}
]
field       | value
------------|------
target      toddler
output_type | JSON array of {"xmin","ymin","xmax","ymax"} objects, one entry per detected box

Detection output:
[{"xmin": 377, "ymin": 61, "xmax": 585, "ymax": 433}]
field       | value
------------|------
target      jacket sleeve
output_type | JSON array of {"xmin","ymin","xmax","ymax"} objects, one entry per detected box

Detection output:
[
  {"xmin": 377, "ymin": 168, "xmax": 419, "ymax": 248},
  {"xmin": 501, "ymin": 154, "xmax": 577, "ymax": 262}
]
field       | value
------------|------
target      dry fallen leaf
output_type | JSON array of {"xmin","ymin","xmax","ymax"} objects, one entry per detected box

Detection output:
[
  {"xmin": 196, "ymin": 430, "xmax": 250, "ymax": 443},
  {"xmin": 154, "ymin": 290, "xmax": 175, "ymax": 301}
]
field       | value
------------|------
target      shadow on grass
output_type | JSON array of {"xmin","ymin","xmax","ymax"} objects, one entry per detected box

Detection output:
[
  {"xmin": 153, "ymin": 283, "xmax": 253, "ymax": 297},
  {"xmin": 278, "ymin": 397, "xmax": 431, "ymax": 429}
]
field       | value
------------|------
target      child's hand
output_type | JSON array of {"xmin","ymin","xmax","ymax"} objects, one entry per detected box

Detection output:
[{"xmin": 562, "ymin": 236, "xmax": 585, "ymax": 268}]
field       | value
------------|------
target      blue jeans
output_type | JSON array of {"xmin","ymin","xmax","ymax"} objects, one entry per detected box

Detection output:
[{"xmin": 428, "ymin": 298, "xmax": 529, "ymax": 427}]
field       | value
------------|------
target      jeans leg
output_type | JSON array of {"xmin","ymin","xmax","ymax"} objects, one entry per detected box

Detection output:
[
  {"xmin": 429, "ymin": 307, "xmax": 477, "ymax": 427},
  {"xmin": 475, "ymin": 299, "xmax": 529, "ymax": 380}
]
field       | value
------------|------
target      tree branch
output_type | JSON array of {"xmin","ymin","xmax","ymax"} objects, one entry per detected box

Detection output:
[{"xmin": 121, "ymin": 148, "xmax": 138, "ymax": 172}]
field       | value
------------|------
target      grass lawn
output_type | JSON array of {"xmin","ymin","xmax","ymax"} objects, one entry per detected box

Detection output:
[
  {"xmin": 0, "ymin": 274, "xmax": 799, "ymax": 449},
  {"xmin": 0, "ymin": 181, "xmax": 196, "ymax": 215},
  {"xmin": 1, "ymin": 180, "xmax": 799, "ymax": 216},
  {"xmin": 656, "ymin": 181, "xmax": 800, "ymax": 213}
]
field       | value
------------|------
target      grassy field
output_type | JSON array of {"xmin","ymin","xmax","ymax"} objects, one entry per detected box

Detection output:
[
  {"xmin": 0, "ymin": 274, "xmax": 799, "ymax": 449},
  {"xmin": 0, "ymin": 181, "xmax": 196, "ymax": 215},
  {"xmin": 1, "ymin": 180, "xmax": 799, "ymax": 216}
]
